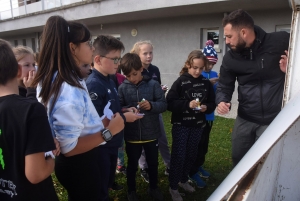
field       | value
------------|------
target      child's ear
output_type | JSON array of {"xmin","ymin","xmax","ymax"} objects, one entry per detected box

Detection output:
[
  {"xmin": 94, "ymin": 55, "xmax": 101, "ymax": 66},
  {"xmin": 17, "ymin": 64, "xmax": 22, "ymax": 79},
  {"xmin": 69, "ymin": 42, "xmax": 76, "ymax": 54}
]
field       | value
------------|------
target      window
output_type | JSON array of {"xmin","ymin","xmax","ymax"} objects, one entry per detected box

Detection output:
[
  {"xmin": 276, "ymin": 25, "xmax": 291, "ymax": 33},
  {"xmin": 110, "ymin": 34, "xmax": 121, "ymax": 40},
  {"xmin": 31, "ymin": 38, "xmax": 36, "ymax": 52},
  {"xmin": 201, "ymin": 28, "xmax": 220, "ymax": 52},
  {"xmin": 91, "ymin": 34, "xmax": 121, "ymax": 43},
  {"xmin": 22, "ymin": 39, "xmax": 26, "ymax": 46},
  {"xmin": 14, "ymin": 40, "xmax": 18, "ymax": 47}
]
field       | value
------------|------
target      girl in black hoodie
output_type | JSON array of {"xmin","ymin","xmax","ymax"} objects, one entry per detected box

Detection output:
[{"xmin": 166, "ymin": 50, "xmax": 216, "ymax": 201}]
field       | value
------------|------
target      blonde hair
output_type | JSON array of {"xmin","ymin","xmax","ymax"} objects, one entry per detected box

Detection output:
[
  {"xmin": 12, "ymin": 45, "xmax": 34, "ymax": 62},
  {"xmin": 180, "ymin": 50, "xmax": 208, "ymax": 75},
  {"xmin": 130, "ymin": 40, "xmax": 154, "ymax": 54}
]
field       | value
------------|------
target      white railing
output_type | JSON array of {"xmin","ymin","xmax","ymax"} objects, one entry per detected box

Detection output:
[{"xmin": 0, "ymin": 0, "xmax": 84, "ymax": 20}]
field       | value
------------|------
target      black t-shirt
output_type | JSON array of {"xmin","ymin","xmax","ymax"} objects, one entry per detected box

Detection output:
[{"xmin": 0, "ymin": 95, "xmax": 58, "ymax": 201}]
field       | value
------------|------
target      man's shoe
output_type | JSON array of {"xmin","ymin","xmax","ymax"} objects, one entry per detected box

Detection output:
[
  {"xmin": 169, "ymin": 187, "xmax": 183, "ymax": 201},
  {"xmin": 179, "ymin": 181, "xmax": 195, "ymax": 192},
  {"xmin": 198, "ymin": 166, "xmax": 210, "ymax": 178},
  {"xmin": 148, "ymin": 187, "xmax": 164, "ymax": 201},
  {"xmin": 128, "ymin": 191, "xmax": 139, "ymax": 201},
  {"xmin": 164, "ymin": 167, "xmax": 170, "ymax": 175},
  {"xmin": 189, "ymin": 173, "xmax": 206, "ymax": 188},
  {"xmin": 116, "ymin": 165, "xmax": 127, "ymax": 176},
  {"xmin": 140, "ymin": 168, "xmax": 149, "ymax": 183},
  {"xmin": 110, "ymin": 182, "xmax": 123, "ymax": 191}
]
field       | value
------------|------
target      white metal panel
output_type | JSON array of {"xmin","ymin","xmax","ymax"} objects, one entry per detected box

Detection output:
[
  {"xmin": 283, "ymin": 1, "xmax": 300, "ymax": 104},
  {"xmin": 207, "ymin": 91, "xmax": 300, "ymax": 201}
]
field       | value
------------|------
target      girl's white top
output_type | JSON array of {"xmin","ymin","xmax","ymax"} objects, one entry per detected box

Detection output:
[{"xmin": 37, "ymin": 77, "xmax": 104, "ymax": 154}]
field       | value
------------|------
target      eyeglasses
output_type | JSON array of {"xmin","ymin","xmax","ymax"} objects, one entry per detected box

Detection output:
[{"xmin": 100, "ymin": 55, "xmax": 122, "ymax": 64}]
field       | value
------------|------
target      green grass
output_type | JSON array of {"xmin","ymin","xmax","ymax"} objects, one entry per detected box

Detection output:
[{"xmin": 52, "ymin": 111, "xmax": 235, "ymax": 201}]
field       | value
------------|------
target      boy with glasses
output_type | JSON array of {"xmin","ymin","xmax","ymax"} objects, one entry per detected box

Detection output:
[{"xmin": 86, "ymin": 35, "xmax": 142, "ymax": 200}]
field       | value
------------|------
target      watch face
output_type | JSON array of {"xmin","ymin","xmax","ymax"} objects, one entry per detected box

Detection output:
[
  {"xmin": 103, "ymin": 129, "xmax": 112, "ymax": 141},
  {"xmin": 103, "ymin": 131, "xmax": 111, "ymax": 138}
]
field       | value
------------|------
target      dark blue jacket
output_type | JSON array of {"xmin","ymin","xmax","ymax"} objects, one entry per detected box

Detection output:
[
  {"xmin": 118, "ymin": 76, "xmax": 167, "ymax": 141},
  {"xmin": 142, "ymin": 64, "xmax": 161, "ymax": 84},
  {"xmin": 86, "ymin": 69, "xmax": 123, "ymax": 148}
]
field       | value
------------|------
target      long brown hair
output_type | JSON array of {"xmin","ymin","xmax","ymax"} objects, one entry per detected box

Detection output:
[
  {"xmin": 32, "ymin": 16, "xmax": 91, "ymax": 112},
  {"xmin": 179, "ymin": 50, "xmax": 208, "ymax": 75}
]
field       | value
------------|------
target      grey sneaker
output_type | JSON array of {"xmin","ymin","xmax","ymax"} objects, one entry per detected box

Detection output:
[
  {"xmin": 140, "ymin": 168, "xmax": 149, "ymax": 183},
  {"xmin": 169, "ymin": 187, "xmax": 183, "ymax": 201},
  {"xmin": 164, "ymin": 167, "xmax": 170, "ymax": 175},
  {"xmin": 179, "ymin": 181, "xmax": 195, "ymax": 192}
]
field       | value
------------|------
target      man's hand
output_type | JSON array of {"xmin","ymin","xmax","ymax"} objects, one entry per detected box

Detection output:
[
  {"xmin": 217, "ymin": 102, "xmax": 231, "ymax": 115},
  {"xmin": 279, "ymin": 50, "xmax": 288, "ymax": 73}
]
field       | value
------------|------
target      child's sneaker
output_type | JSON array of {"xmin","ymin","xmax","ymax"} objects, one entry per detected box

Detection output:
[
  {"xmin": 198, "ymin": 166, "xmax": 210, "ymax": 178},
  {"xmin": 179, "ymin": 181, "xmax": 195, "ymax": 192},
  {"xmin": 148, "ymin": 187, "xmax": 164, "ymax": 201},
  {"xmin": 164, "ymin": 167, "xmax": 170, "ymax": 175},
  {"xmin": 169, "ymin": 187, "xmax": 183, "ymax": 201},
  {"xmin": 190, "ymin": 173, "xmax": 206, "ymax": 188},
  {"xmin": 128, "ymin": 191, "xmax": 139, "ymax": 201},
  {"xmin": 116, "ymin": 165, "xmax": 127, "ymax": 175},
  {"xmin": 140, "ymin": 168, "xmax": 149, "ymax": 183}
]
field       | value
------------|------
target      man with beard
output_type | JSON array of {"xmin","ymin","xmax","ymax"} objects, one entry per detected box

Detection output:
[{"xmin": 216, "ymin": 9, "xmax": 289, "ymax": 166}]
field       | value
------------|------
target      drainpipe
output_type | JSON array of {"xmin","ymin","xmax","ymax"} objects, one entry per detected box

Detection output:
[
  {"xmin": 10, "ymin": 0, "xmax": 13, "ymax": 18},
  {"xmin": 24, "ymin": 0, "xmax": 27, "ymax": 14}
]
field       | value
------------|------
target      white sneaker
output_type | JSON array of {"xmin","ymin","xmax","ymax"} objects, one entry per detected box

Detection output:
[
  {"xmin": 179, "ymin": 181, "xmax": 195, "ymax": 192},
  {"xmin": 169, "ymin": 187, "xmax": 183, "ymax": 201}
]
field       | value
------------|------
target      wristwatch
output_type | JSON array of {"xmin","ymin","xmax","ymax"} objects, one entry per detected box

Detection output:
[{"xmin": 101, "ymin": 128, "xmax": 113, "ymax": 142}]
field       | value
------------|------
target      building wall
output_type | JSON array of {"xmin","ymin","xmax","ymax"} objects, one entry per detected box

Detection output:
[
  {"xmin": 5, "ymin": 32, "xmax": 39, "ymax": 52},
  {"xmin": 89, "ymin": 9, "xmax": 291, "ymax": 86}
]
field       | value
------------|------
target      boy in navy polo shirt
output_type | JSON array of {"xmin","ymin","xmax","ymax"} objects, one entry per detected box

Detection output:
[{"xmin": 86, "ymin": 35, "xmax": 142, "ymax": 200}]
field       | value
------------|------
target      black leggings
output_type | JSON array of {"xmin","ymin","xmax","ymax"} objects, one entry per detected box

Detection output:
[
  {"xmin": 55, "ymin": 148, "xmax": 101, "ymax": 201},
  {"xmin": 189, "ymin": 120, "xmax": 213, "ymax": 176}
]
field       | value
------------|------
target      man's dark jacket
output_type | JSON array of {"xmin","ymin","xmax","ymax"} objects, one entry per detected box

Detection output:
[{"xmin": 216, "ymin": 25, "xmax": 289, "ymax": 125}]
